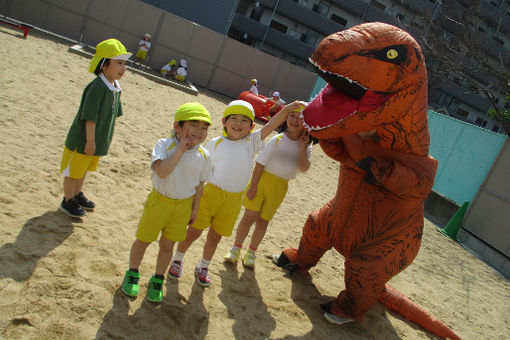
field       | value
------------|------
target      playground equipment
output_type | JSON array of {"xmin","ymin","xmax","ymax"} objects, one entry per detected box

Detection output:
[{"xmin": 238, "ymin": 91, "xmax": 282, "ymax": 123}]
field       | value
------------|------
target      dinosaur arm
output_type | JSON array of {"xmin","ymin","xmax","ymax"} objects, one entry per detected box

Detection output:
[
  {"xmin": 342, "ymin": 134, "xmax": 437, "ymax": 197},
  {"xmin": 319, "ymin": 138, "xmax": 348, "ymax": 162}
]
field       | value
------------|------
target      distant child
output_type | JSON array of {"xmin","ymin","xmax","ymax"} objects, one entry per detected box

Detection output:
[
  {"xmin": 249, "ymin": 78, "xmax": 258, "ymax": 95},
  {"xmin": 224, "ymin": 109, "xmax": 312, "ymax": 268},
  {"xmin": 168, "ymin": 99, "xmax": 307, "ymax": 287},
  {"xmin": 266, "ymin": 91, "xmax": 286, "ymax": 116},
  {"xmin": 160, "ymin": 59, "xmax": 177, "ymax": 78},
  {"xmin": 134, "ymin": 33, "xmax": 151, "ymax": 65},
  {"xmin": 122, "ymin": 103, "xmax": 212, "ymax": 303},
  {"xmin": 175, "ymin": 59, "xmax": 188, "ymax": 81},
  {"xmin": 59, "ymin": 38, "xmax": 131, "ymax": 218}
]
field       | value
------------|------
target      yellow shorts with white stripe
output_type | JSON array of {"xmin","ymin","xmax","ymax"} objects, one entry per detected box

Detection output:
[
  {"xmin": 243, "ymin": 170, "xmax": 288, "ymax": 221},
  {"xmin": 136, "ymin": 189, "xmax": 192, "ymax": 243},
  {"xmin": 191, "ymin": 183, "xmax": 244, "ymax": 237},
  {"xmin": 135, "ymin": 49, "xmax": 147, "ymax": 60},
  {"xmin": 59, "ymin": 147, "xmax": 100, "ymax": 179}
]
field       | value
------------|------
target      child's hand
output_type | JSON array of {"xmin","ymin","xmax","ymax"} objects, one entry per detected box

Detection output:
[
  {"xmin": 179, "ymin": 127, "xmax": 192, "ymax": 151},
  {"xmin": 84, "ymin": 140, "xmax": 96, "ymax": 155},
  {"xmin": 246, "ymin": 185, "xmax": 257, "ymax": 200},
  {"xmin": 282, "ymin": 101, "xmax": 307, "ymax": 115},
  {"xmin": 298, "ymin": 130, "xmax": 310, "ymax": 148}
]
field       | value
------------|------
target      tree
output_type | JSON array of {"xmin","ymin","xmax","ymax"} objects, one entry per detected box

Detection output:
[{"xmin": 400, "ymin": 0, "xmax": 510, "ymax": 136}]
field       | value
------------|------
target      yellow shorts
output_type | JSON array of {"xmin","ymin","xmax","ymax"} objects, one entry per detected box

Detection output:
[
  {"xmin": 136, "ymin": 189, "xmax": 192, "ymax": 243},
  {"xmin": 192, "ymin": 183, "xmax": 244, "ymax": 237},
  {"xmin": 135, "ymin": 49, "xmax": 147, "ymax": 60},
  {"xmin": 59, "ymin": 147, "xmax": 100, "ymax": 179},
  {"xmin": 243, "ymin": 171, "xmax": 288, "ymax": 221}
]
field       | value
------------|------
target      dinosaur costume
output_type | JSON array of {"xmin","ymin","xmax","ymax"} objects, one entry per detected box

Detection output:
[{"xmin": 275, "ymin": 22, "xmax": 441, "ymax": 325}]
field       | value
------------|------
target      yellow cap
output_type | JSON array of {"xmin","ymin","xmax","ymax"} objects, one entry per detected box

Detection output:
[
  {"xmin": 168, "ymin": 59, "xmax": 177, "ymax": 66},
  {"xmin": 223, "ymin": 100, "xmax": 255, "ymax": 122},
  {"xmin": 175, "ymin": 102, "xmax": 211, "ymax": 125},
  {"xmin": 88, "ymin": 39, "xmax": 132, "ymax": 73}
]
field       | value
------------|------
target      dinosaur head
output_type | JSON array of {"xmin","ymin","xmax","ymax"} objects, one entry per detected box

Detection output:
[{"xmin": 303, "ymin": 22, "xmax": 428, "ymax": 147}]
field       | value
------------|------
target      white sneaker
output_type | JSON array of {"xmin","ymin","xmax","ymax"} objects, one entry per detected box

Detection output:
[{"xmin": 323, "ymin": 312, "xmax": 353, "ymax": 325}]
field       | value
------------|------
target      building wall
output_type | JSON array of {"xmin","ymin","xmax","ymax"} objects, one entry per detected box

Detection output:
[{"xmin": 1, "ymin": 0, "xmax": 317, "ymax": 102}]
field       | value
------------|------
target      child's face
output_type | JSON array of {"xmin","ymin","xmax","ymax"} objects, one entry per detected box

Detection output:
[
  {"xmin": 102, "ymin": 59, "xmax": 127, "ymax": 82},
  {"xmin": 222, "ymin": 114, "xmax": 254, "ymax": 141},
  {"xmin": 175, "ymin": 120, "xmax": 209, "ymax": 149},
  {"xmin": 286, "ymin": 111, "xmax": 304, "ymax": 134}
]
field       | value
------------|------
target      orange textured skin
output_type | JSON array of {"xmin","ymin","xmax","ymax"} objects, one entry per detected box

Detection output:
[{"xmin": 285, "ymin": 23, "xmax": 439, "ymax": 323}]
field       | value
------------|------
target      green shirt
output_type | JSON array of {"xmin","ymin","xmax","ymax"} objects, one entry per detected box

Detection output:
[{"xmin": 65, "ymin": 76, "xmax": 123, "ymax": 156}]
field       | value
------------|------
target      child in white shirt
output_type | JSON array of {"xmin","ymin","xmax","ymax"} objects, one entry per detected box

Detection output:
[{"xmin": 224, "ymin": 109, "xmax": 312, "ymax": 268}]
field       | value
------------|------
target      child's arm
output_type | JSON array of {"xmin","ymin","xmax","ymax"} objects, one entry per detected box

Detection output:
[
  {"xmin": 246, "ymin": 162, "xmax": 265, "ymax": 200},
  {"xmin": 189, "ymin": 181, "xmax": 204, "ymax": 225},
  {"xmin": 261, "ymin": 101, "xmax": 307, "ymax": 140},
  {"xmin": 297, "ymin": 131, "xmax": 311, "ymax": 172},
  {"xmin": 152, "ymin": 129, "xmax": 191, "ymax": 178},
  {"xmin": 84, "ymin": 120, "xmax": 96, "ymax": 155}
]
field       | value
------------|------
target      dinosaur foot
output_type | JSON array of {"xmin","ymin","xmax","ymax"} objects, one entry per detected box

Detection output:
[
  {"xmin": 272, "ymin": 252, "xmax": 299, "ymax": 272},
  {"xmin": 320, "ymin": 301, "xmax": 353, "ymax": 325}
]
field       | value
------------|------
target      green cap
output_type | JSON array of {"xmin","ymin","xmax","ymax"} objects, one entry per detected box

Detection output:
[
  {"xmin": 175, "ymin": 102, "xmax": 211, "ymax": 125},
  {"xmin": 223, "ymin": 100, "xmax": 255, "ymax": 122},
  {"xmin": 88, "ymin": 39, "xmax": 132, "ymax": 73}
]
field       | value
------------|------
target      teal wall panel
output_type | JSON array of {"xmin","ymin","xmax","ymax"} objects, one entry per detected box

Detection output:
[{"xmin": 428, "ymin": 110, "xmax": 506, "ymax": 204}]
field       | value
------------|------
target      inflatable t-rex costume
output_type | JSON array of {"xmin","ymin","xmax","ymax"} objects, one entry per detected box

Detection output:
[{"xmin": 274, "ymin": 23, "xmax": 459, "ymax": 338}]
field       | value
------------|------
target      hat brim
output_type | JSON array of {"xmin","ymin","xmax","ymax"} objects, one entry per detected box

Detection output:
[{"xmin": 111, "ymin": 53, "xmax": 132, "ymax": 60}]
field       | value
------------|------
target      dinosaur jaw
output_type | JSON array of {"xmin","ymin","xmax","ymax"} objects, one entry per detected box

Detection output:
[{"xmin": 303, "ymin": 66, "xmax": 393, "ymax": 134}]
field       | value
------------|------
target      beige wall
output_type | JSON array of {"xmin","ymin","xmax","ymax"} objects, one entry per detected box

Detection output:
[
  {"xmin": 462, "ymin": 139, "xmax": 510, "ymax": 259},
  {"xmin": 3, "ymin": 0, "xmax": 317, "ymax": 102}
]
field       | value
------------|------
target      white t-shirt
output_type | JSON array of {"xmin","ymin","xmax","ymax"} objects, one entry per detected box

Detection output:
[
  {"xmin": 250, "ymin": 85, "xmax": 258, "ymax": 95},
  {"xmin": 256, "ymin": 133, "xmax": 312, "ymax": 180},
  {"xmin": 205, "ymin": 129, "xmax": 263, "ymax": 193},
  {"xmin": 138, "ymin": 40, "xmax": 151, "ymax": 52},
  {"xmin": 151, "ymin": 137, "xmax": 212, "ymax": 199},
  {"xmin": 176, "ymin": 67, "xmax": 187, "ymax": 77}
]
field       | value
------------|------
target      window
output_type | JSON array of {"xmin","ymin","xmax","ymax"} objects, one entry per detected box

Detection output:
[
  {"xmin": 475, "ymin": 117, "xmax": 487, "ymax": 127},
  {"xmin": 312, "ymin": 1, "xmax": 331, "ymax": 16},
  {"xmin": 270, "ymin": 20, "xmax": 288, "ymax": 34},
  {"xmin": 330, "ymin": 13, "xmax": 347, "ymax": 26},
  {"xmin": 456, "ymin": 108, "xmax": 469, "ymax": 118},
  {"xmin": 371, "ymin": 0, "xmax": 386, "ymax": 11},
  {"xmin": 300, "ymin": 30, "xmax": 319, "ymax": 46}
]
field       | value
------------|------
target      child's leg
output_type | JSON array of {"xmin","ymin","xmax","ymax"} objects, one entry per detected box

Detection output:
[
  {"xmin": 176, "ymin": 226, "xmax": 203, "ymax": 253},
  {"xmin": 155, "ymin": 236, "xmax": 175, "ymax": 276},
  {"xmin": 233, "ymin": 209, "xmax": 259, "ymax": 247},
  {"xmin": 203, "ymin": 228, "xmax": 222, "ymax": 261},
  {"xmin": 129, "ymin": 239, "xmax": 151, "ymax": 270},
  {"xmin": 63, "ymin": 176, "xmax": 84, "ymax": 201},
  {"xmin": 247, "ymin": 216, "xmax": 270, "ymax": 251}
]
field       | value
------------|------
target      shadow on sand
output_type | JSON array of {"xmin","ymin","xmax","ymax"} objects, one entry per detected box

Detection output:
[{"xmin": 0, "ymin": 210, "xmax": 76, "ymax": 281}]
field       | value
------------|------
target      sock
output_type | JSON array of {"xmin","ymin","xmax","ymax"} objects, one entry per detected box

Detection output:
[
  {"xmin": 154, "ymin": 274, "xmax": 165, "ymax": 280},
  {"xmin": 128, "ymin": 268, "xmax": 139, "ymax": 273},
  {"xmin": 173, "ymin": 250, "xmax": 185, "ymax": 263},
  {"xmin": 233, "ymin": 242, "xmax": 243, "ymax": 249},
  {"xmin": 248, "ymin": 245, "xmax": 257, "ymax": 252},
  {"xmin": 198, "ymin": 257, "xmax": 211, "ymax": 269}
]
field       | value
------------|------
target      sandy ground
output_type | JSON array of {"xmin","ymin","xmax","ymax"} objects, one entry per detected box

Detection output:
[{"xmin": 0, "ymin": 26, "xmax": 509, "ymax": 340}]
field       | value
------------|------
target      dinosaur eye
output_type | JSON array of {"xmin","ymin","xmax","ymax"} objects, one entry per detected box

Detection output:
[{"xmin": 387, "ymin": 49, "xmax": 398, "ymax": 59}]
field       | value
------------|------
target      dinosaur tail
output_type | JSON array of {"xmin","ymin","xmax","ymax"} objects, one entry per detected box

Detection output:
[{"xmin": 378, "ymin": 284, "xmax": 461, "ymax": 340}]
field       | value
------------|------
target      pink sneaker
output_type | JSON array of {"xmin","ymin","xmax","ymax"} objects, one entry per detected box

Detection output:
[
  {"xmin": 168, "ymin": 260, "xmax": 182, "ymax": 279},
  {"xmin": 195, "ymin": 266, "xmax": 211, "ymax": 287}
]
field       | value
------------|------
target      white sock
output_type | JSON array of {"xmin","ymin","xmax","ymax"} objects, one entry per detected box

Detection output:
[
  {"xmin": 173, "ymin": 251, "xmax": 185, "ymax": 263},
  {"xmin": 197, "ymin": 257, "xmax": 211, "ymax": 269}
]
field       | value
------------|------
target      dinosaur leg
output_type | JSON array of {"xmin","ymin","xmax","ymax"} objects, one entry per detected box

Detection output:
[
  {"xmin": 279, "ymin": 202, "xmax": 334, "ymax": 274},
  {"xmin": 329, "ymin": 234, "xmax": 421, "ymax": 322}
]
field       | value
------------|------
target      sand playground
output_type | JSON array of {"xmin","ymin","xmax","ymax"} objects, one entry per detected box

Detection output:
[{"xmin": 0, "ymin": 26, "xmax": 509, "ymax": 340}]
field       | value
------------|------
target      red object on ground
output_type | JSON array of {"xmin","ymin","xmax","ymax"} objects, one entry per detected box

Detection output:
[
  {"xmin": 379, "ymin": 284, "xmax": 462, "ymax": 340},
  {"xmin": 238, "ymin": 91, "xmax": 281, "ymax": 123},
  {"xmin": 0, "ymin": 18, "xmax": 31, "ymax": 39}
]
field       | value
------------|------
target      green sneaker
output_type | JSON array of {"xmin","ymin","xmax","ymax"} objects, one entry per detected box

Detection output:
[
  {"xmin": 224, "ymin": 247, "xmax": 241, "ymax": 264},
  {"xmin": 122, "ymin": 270, "xmax": 140, "ymax": 297},
  {"xmin": 147, "ymin": 275, "xmax": 164, "ymax": 303},
  {"xmin": 242, "ymin": 250, "xmax": 256, "ymax": 269}
]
